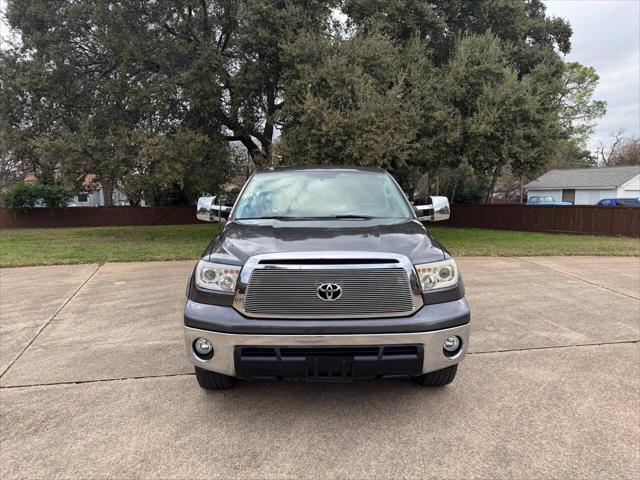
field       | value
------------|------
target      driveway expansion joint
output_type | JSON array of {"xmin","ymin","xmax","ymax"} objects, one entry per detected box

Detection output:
[
  {"xmin": 516, "ymin": 257, "xmax": 640, "ymax": 300},
  {"xmin": 468, "ymin": 339, "xmax": 639, "ymax": 356},
  {"xmin": 0, "ymin": 264, "xmax": 102, "ymax": 379},
  {"xmin": 2, "ymin": 340, "xmax": 638, "ymax": 390},
  {"xmin": 0, "ymin": 372, "xmax": 194, "ymax": 390}
]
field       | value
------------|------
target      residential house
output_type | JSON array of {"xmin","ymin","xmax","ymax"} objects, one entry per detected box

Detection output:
[
  {"xmin": 69, "ymin": 186, "xmax": 131, "ymax": 207},
  {"xmin": 69, "ymin": 175, "xmax": 138, "ymax": 206},
  {"xmin": 525, "ymin": 166, "xmax": 640, "ymax": 205},
  {"xmin": 19, "ymin": 173, "xmax": 135, "ymax": 207}
]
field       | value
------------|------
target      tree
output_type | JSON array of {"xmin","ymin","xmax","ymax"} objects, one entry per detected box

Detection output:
[
  {"xmin": 1, "ymin": 0, "xmax": 605, "ymax": 205},
  {"xmin": 341, "ymin": 0, "xmax": 585, "ymax": 201},
  {"xmin": 556, "ymin": 62, "xmax": 606, "ymax": 142},
  {"xmin": 0, "ymin": 141, "xmax": 23, "ymax": 196},
  {"xmin": 3, "ymin": 1, "xmax": 171, "ymax": 203},
  {"xmin": 121, "ymin": 128, "xmax": 233, "ymax": 206},
  {"xmin": 547, "ymin": 138, "xmax": 597, "ymax": 169},
  {"xmin": 2, "ymin": 0, "xmax": 337, "ymax": 201},
  {"xmin": 598, "ymin": 132, "xmax": 640, "ymax": 166},
  {"xmin": 277, "ymin": 34, "xmax": 420, "ymax": 172},
  {"xmin": 446, "ymin": 34, "xmax": 561, "ymax": 202},
  {"xmin": 339, "ymin": 2, "xmax": 576, "ymax": 199},
  {"xmin": 610, "ymin": 136, "xmax": 640, "ymax": 166},
  {"xmin": 342, "ymin": 0, "xmax": 572, "ymax": 72},
  {"xmin": 0, "ymin": 49, "xmax": 77, "ymax": 186}
]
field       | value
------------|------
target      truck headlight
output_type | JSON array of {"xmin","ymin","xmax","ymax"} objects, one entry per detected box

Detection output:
[
  {"xmin": 415, "ymin": 259, "xmax": 458, "ymax": 291},
  {"xmin": 195, "ymin": 260, "xmax": 241, "ymax": 293}
]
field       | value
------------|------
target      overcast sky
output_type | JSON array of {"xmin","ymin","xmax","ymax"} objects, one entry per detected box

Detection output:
[
  {"xmin": 2, "ymin": 1, "xmax": 638, "ymax": 152},
  {"xmin": 544, "ymin": 0, "xmax": 640, "ymax": 151}
]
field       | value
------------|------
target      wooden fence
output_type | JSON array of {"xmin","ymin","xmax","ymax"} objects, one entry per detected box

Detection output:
[
  {"xmin": 1, "ymin": 204, "xmax": 639, "ymax": 237},
  {"xmin": 0, "ymin": 206, "xmax": 198, "ymax": 229},
  {"xmin": 440, "ymin": 204, "xmax": 640, "ymax": 237}
]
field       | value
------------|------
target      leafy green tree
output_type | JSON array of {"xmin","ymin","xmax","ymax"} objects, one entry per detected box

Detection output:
[
  {"xmin": 0, "ymin": 49, "xmax": 77, "ymax": 185},
  {"xmin": 129, "ymin": 0, "xmax": 336, "ymax": 167},
  {"xmin": 121, "ymin": 128, "xmax": 233, "ymax": 206},
  {"xmin": 277, "ymin": 33, "xmax": 463, "ymax": 194},
  {"xmin": 3, "ymin": 2, "xmax": 164, "ymax": 203},
  {"xmin": 556, "ymin": 62, "xmax": 607, "ymax": 142},
  {"xmin": 1, "ymin": 0, "xmax": 606, "ymax": 207},
  {"xmin": 277, "ymin": 34, "xmax": 420, "ymax": 172},
  {"xmin": 343, "ymin": 0, "xmax": 572, "ymax": 72},
  {"xmin": 3, "ymin": 0, "xmax": 336, "ymax": 201},
  {"xmin": 338, "ymin": 0, "xmax": 587, "ymax": 201},
  {"xmin": 548, "ymin": 138, "xmax": 597, "ymax": 169},
  {"xmin": 446, "ymin": 34, "xmax": 562, "ymax": 202}
]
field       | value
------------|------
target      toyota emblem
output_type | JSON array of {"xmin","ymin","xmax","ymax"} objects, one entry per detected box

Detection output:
[{"xmin": 316, "ymin": 283, "xmax": 342, "ymax": 301}]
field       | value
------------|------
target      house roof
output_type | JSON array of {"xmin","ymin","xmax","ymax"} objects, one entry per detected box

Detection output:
[
  {"xmin": 525, "ymin": 166, "xmax": 640, "ymax": 189},
  {"xmin": 23, "ymin": 173, "xmax": 38, "ymax": 184}
]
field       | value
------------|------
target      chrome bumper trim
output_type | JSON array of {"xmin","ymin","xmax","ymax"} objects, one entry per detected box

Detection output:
[{"xmin": 184, "ymin": 323, "xmax": 470, "ymax": 377}]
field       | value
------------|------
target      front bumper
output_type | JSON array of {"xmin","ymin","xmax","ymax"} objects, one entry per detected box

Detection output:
[
  {"xmin": 184, "ymin": 323, "xmax": 470, "ymax": 378},
  {"xmin": 184, "ymin": 297, "xmax": 470, "ymax": 334}
]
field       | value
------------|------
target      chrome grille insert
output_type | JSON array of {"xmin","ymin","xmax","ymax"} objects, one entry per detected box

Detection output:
[{"xmin": 234, "ymin": 252, "xmax": 423, "ymax": 319}]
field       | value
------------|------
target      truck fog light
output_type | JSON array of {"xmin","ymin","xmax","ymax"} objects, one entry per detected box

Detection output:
[
  {"xmin": 443, "ymin": 336, "xmax": 461, "ymax": 354},
  {"xmin": 193, "ymin": 338, "xmax": 214, "ymax": 359}
]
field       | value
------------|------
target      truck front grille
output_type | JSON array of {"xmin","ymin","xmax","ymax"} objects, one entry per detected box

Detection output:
[{"xmin": 242, "ymin": 267, "xmax": 416, "ymax": 318}]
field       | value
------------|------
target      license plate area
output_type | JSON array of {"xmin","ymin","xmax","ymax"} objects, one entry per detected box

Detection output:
[
  {"xmin": 234, "ymin": 345, "xmax": 423, "ymax": 382},
  {"xmin": 305, "ymin": 355, "xmax": 355, "ymax": 382}
]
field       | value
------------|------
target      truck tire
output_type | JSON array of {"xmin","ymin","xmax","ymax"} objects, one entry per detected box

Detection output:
[
  {"xmin": 194, "ymin": 366, "xmax": 237, "ymax": 390},
  {"xmin": 413, "ymin": 364, "xmax": 458, "ymax": 387}
]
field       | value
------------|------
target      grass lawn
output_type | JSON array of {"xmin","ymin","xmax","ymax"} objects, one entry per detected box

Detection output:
[
  {"xmin": 433, "ymin": 227, "xmax": 639, "ymax": 256},
  {"xmin": 0, "ymin": 224, "xmax": 219, "ymax": 267},
  {"xmin": 0, "ymin": 224, "xmax": 638, "ymax": 267}
]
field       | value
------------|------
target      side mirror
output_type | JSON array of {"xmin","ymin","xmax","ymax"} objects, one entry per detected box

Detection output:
[
  {"xmin": 414, "ymin": 196, "xmax": 450, "ymax": 222},
  {"xmin": 197, "ymin": 196, "xmax": 232, "ymax": 223}
]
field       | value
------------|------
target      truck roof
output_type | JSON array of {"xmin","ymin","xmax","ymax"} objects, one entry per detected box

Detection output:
[{"xmin": 256, "ymin": 165, "xmax": 387, "ymax": 174}]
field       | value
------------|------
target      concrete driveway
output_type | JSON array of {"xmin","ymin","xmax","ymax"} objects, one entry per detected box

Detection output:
[{"xmin": 1, "ymin": 257, "xmax": 638, "ymax": 479}]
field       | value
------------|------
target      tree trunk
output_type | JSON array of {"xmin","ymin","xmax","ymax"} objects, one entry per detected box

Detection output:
[
  {"xmin": 250, "ymin": 150, "xmax": 269, "ymax": 170},
  {"xmin": 425, "ymin": 173, "xmax": 430, "ymax": 198},
  {"xmin": 484, "ymin": 172, "xmax": 498, "ymax": 205},
  {"xmin": 102, "ymin": 180, "xmax": 114, "ymax": 206},
  {"xmin": 519, "ymin": 175, "xmax": 524, "ymax": 204}
]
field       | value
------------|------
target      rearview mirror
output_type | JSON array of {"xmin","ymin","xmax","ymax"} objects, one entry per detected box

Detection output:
[
  {"xmin": 414, "ymin": 196, "xmax": 450, "ymax": 222},
  {"xmin": 197, "ymin": 196, "xmax": 232, "ymax": 223}
]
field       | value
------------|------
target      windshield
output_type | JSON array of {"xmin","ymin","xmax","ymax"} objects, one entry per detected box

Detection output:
[
  {"xmin": 234, "ymin": 170, "xmax": 413, "ymax": 220},
  {"xmin": 531, "ymin": 196, "xmax": 555, "ymax": 203}
]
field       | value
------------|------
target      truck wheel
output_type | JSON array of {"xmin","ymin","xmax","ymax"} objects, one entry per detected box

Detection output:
[
  {"xmin": 413, "ymin": 364, "xmax": 458, "ymax": 387},
  {"xmin": 194, "ymin": 366, "xmax": 237, "ymax": 390}
]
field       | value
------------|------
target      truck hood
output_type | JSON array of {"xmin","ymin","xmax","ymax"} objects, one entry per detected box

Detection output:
[{"xmin": 205, "ymin": 218, "xmax": 448, "ymax": 265}]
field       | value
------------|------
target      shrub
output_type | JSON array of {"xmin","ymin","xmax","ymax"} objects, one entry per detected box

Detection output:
[
  {"xmin": 4, "ymin": 182, "xmax": 73, "ymax": 213},
  {"xmin": 40, "ymin": 183, "xmax": 73, "ymax": 208}
]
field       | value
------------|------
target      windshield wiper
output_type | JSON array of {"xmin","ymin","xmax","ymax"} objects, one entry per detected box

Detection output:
[
  {"xmin": 331, "ymin": 214, "xmax": 374, "ymax": 220},
  {"xmin": 238, "ymin": 216, "xmax": 304, "ymax": 220}
]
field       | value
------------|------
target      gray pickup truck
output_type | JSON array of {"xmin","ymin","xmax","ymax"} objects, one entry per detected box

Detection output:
[{"xmin": 184, "ymin": 166, "xmax": 470, "ymax": 390}]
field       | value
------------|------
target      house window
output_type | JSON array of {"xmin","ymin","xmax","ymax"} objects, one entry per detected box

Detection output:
[{"xmin": 77, "ymin": 193, "xmax": 89, "ymax": 203}]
